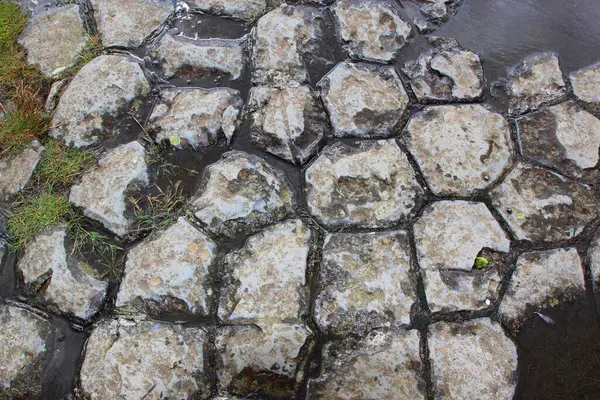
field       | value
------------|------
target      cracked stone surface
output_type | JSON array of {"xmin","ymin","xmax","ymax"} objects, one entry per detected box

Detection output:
[
  {"xmin": 218, "ymin": 219, "xmax": 310, "ymax": 324},
  {"xmin": 415, "ymin": 201, "xmax": 510, "ymax": 312},
  {"xmin": 91, "ymin": 0, "xmax": 172, "ymax": 48},
  {"xmin": 403, "ymin": 37, "xmax": 484, "ymax": 102},
  {"xmin": 80, "ymin": 319, "xmax": 209, "ymax": 399},
  {"xmin": 405, "ymin": 104, "xmax": 513, "ymax": 196},
  {"xmin": 307, "ymin": 329, "xmax": 423, "ymax": 399},
  {"xmin": 317, "ymin": 61, "xmax": 410, "ymax": 138},
  {"xmin": 516, "ymin": 101, "xmax": 600, "ymax": 181},
  {"xmin": 314, "ymin": 231, "xmax": 416, "ymax": 335},
  {"xmin": 247, "ymin": 85, "xmax": 327, "ymax": 164},
  {"xmin": 216, "ymin": 322, "xmax": 311, "ymax": 397},
  {"xmin": 499, "ymin": 248, "xmax": 585, "ymax": 326},
  {"xmin": 305, "ymin": 140, "xmax": 424, "ymax": 228},
  {"xmin": 69, "ymin": 141, "xmax": 149, "ymax": 236},
  {"xmin": 149, "ymin": 33, "xmax": 246, "ymax": 80},
  {"xmin": 411, "ymin": 0, "xmax": 462, "ymax": 22},
  {"xmin": 569, "ymin": 61, "xmax": 600, "ymax": 105},
  {"xmin": 147, "ymin": 87, "xmax": 243, "ymax": 148},
  {"xmin": 0, "ymin": 142, "xmax": 44, "ymax": 202},
  {"xmin": 504, "ymin": 52, "xmax": 568, "ymax": 115},
  {"xmin": 490, "ymin": 163, "xmax": 599, "ymax": 243},
  {"xmin": 49, "ymin": 55, "xmax": 151, "ymax": 147},
  {"xmin": 191, "ymin": 151, "xmax": 295, "ymax": 236},
  {"xmin": 18, "ymin": 225, "xmax": 108, "ymax": 322},
  {"xmin": 17, "ymin": 5, "xmax": 88, "ymax": 77},
  {"xmin": 331, "ymin": 0, "xmax": 412, "ymax": 63},
  {"xmin": 429, "ymin": 318, "xmax": 517, "ymax": 399},
  {"xmin": 116, "ymin": 217, "xmax": 217, "ymax": 316},
  {"xmin": 187, "ymin": 0, "xmax": 266, "ymax": 21}
]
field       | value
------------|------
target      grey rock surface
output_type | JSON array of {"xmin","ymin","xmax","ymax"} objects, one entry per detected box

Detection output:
[
  {"xmin": 504, "ymin": 52, "xmax": 567, "ymax": 115},
  {"xmin": 331, "ymin": 0, "xmax": 412, "ymax": 63},
  {"xmin": 490, "ymin": 163, "xmax": 599, "ymax": 243},
  {"xmin": 305, "ymin": 140, "xmax": 424, "ymax": 228},
  {"xmin": 414, "ymin": 201, "xmax": 510, "ymax": 312},
  {"xmin": 218, "ymin": 219, "xmax": 310, "ymax": 324},
  {"xmin": 17, "ymin": 5, "xmax": 88, "ymax": 77},
  {"xmin": 569, "ymin": 61, "xmax": 600, "ymax": 105},
  {"xmin": 187, "ymin": 0, "xmax": 266, "ymax": 21},
  {"xmin": 191, "ymin": 151, "xmax": 295, "ymax": 236},
  {"xmin": 149, "ymin": 33, "xmax": 246, "ymax": 80},
  {"xmin": 516, "ymin": 101, "xmax": 600, "ymax": 181},
  {"xmin": 116, "ymin": 217, "xmax": 217, "ymax": 316},
  {"xmin": 44, "ymin": 79, "xmax": 67, "ymax": 114},
  {"xmin": 590, "ymin": 232, "xmax": 600, "ymax": 291},
  {"xmin": 18, "ymin": 225, "xmax": 107, "ymax": 321},
  {"xmin": 69, "ymin": 141, "xmax": 149, "ymax": 236},
  {"xmin": 314, "ymin": 231, "xmax": 416, "ymax": 335},
  {"xmin": 412, "ymin": 0, "xmax": 462, "ymax": 21},
  {"xmin": 307, "ymin": 328, "xmax": 424, "ymax": 399},
  {"xmin": 405, "ymin": 104, "xmax": 513, "ymax": 196},
  {"xmin": 148, "ymin": 87, "xmax": 243, "ymax": 148},
  {"xmin": 0, "ymin": 143, "xmax": 43, "ymax": 202},
  {"xmin": 499, "ymin": 248, "xmax": 585, "ymax": 326},
  {"xmin": 80, "ymin": 318, "xmax": 209, "ymax": 399},
  {"xmin": 91, "ymin": 0, "xmax": 172, "ymax": 48},
  {"xmin": 318, "ymin": 61, "xmax": 410, "ymax": 138},
  {"xmin": 248, "ymin": 85, "xmax": 327, "ymax": 164},
  {"xmin": 49, "ymin": 55, "xmax": 151, "ymax": 147}
]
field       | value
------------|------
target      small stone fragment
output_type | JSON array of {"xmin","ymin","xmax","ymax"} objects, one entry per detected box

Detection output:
[
  {"xmin": 307, "ymin": 329, "xmax": 423, "ymax": 399},
  {"xmin": 191, "ymin": 151, "xmax": 295, "ymax": 236},
  {"xmin": 69, "ymin": 141, "xmax": 149, "ymax": 236},
  {"xmin": 331, "ymin": 0, "xmax": 412, "ymax": 63},
  {"xmin": 504, "ymin": 52, "xmax": 567, "ymax": 115},
  {"xmin": 0, "ymin": 143, "xmax": 44, "ymax": 201},
  {"xmin": 17, "ymin": 5, "xmax": 88, "ymax": 77},
  {"xmin": 428, "ymin": 318, "xmax": 517, "ymax": 400},
  {"xmin": 216, "ymin": 323, "xmax": 311, "ymax": 397},
  {"xmin": 248, "ymin": 85, "xmax": 327, "ymax": 164},
  {"xmin": 91, "ymin": 0, "xmax": 172, "ymax": 48},
  {"xmin": 405, "ymin": 104, "xmax": 513, "ymax": 196},
  {"xmin": 499, "ymin": 248, "xmax": 585, "ymax": 326},
  {"xmin": 187, "ymin": 0, "xmax": 266, "ymax": 21},
  {"xmin": 589, "ymin": 232, "xmax": 600, "ymax": 291},
  {"xmin": 18, "ymin": 225, "xmax": 108, "ymax": 321},
  {"xmin": 49, "ymin": 55, "xmax": 151, "ymax": 147},
  {"xmin": 569, "ymin": 61, "xmax": 600, "ymax": 105},
  {"xmin": 490, "ymin": 163, "xmax": 599, "ymax": 243},
  {"xmin": 147, "ymin": 87, "xmax": 243, "ymax": 148},
  {"xmin": 80, "ymin": 319, "xmax": 209, "ymax": 399},
  {"xmin": 44, "ymin": 79, "xmax": 67, "ymax": 114},
  {"xmin": 116, "ymin": 217, "xmax": 217, "ymax": 316},
  {"xmin": 314, "ymin": 231, "xmax": 416, "ymax": 335},
  {"xmin": 305, "ymin": 140, "xmax": 424, "ymax": 228},
  {"xmin": 516, "ymin": 101, "xmax": 600, "ymax": 181},
  {"xmin": 411, "ymin": 0, "xmax": 462, "ymax": 22},
  {"xmin": 317, "ymin": 61, "xmax": 410, "ymax": 138},
  {"xmin": 414, "ymin": 201, "xmax": 510, "ymax": 312},
  {"xmin": 149, "ymin": 32, "xmax": 246, "ymax": 79},
  {"xmin": 218, "ymin": 219, "xmax": 310, "ymax": 323}
]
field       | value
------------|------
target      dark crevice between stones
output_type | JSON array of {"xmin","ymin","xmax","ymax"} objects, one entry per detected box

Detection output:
[{"xmin": 418, "ymin": 326, "xmax": 435, "ymax": 400}]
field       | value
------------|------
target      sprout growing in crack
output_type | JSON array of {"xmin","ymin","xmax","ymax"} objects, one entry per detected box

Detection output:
[{"xmin": 475, "ymin": 256, "xmax": 489, "ymax": 269}]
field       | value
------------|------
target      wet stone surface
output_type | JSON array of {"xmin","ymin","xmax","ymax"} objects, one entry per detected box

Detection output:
[
  {"xmin": 0, "ymin": 142, "xmax": 44, "ymax": 202},
  {"xmin": 186, "ymin": 0, "xmax": 267, "ymax": 21},
  {"xmin": 590, "ymin": 232, "xmax": 600, "ymax": 290},
  {"xmin": 569, "ymin": 61, "xmax": 600, "ymax": 105}
]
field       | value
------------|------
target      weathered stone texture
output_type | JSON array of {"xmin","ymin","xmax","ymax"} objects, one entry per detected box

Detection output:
[
  {"xmin": 187, "ymin": 0, "xmax": 266, "ymax": 21},
  {"xmin": 0, "ymin": 143, "xmax": 43, "ymax": 202},
  {"xmin": 569, "ymin": 61, "xmax": 600, "ymax": 105}
]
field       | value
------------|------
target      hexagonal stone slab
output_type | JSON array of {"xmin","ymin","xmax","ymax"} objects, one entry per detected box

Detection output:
[
  {"xmin": 0, "ymin": 143, "xmax": 44, "ymax": 202},
  {"xmin": 569, "ymin": 61, "xmax": 600, "ymax": 105},
  {"xmin": 490, "ymin": 163, "xmax": 599, "ymax": 243},
  {"xmin": 147, "ymin": 87, "xmax": 243, "ymax": 148},
  {"xmin": 307, "ymin": 329, "xmax": 424, "ymax": 399},
  {"xmin": 516, "ymin": 101, "xmax": 600, "ymax": 181},
  {"xmin": 218, "ymin": 219, "xmax": 310, "ymax": 324},
  {"xmin": 187, "ymin": 0, "xmax": 266, "ymax": 21},
  {"xmin": 403, "ymin": 37, "xmax": 484, "ymax": 102},
  {"xmin": 18, "ymin": 225, "xmax": 108, "ymax": 322},
  {"xmin": 17, "ymin": 5, "xmax": 88, "ymax": 77},
  {"xmin": 191, "ymin": 151, "xmax": 295, "ymax": 236},
  {"xmin": 49, "ymin": 55, "xmax": 151, "ymax": 147},
  {"xmin": 405, "ymin": 104, "xmax": 513, "ymax": 196},
  {"xmin": 331, "ymin": 0, "xmax": 411, "ymax": 63},
  {"xmin": 91, "ymin": 0, "xmax": 172, "ymax": 48},
  {"xmin": 80, "ymin": 319, "xmax": 209, "ymax": 399},
  {"xmin": 305, "ymin": 140, "xmax": 424, "ymax": 228},
  {"xmin": 317, "ymin": 61, "xmax": 410, "ymax": 138},
  {"xmin": 499, "ymin": 248, "xmax": 585, "ymax": 327},
  {"xmin": 314, "ymin": 231, "xmax": 416, "ymax": 336},
  {"xmin": 116, "ymin": 217, "xmax": 217, "ymax": 316},
  {"xmin": 429, "ymin": 318, "xmax": 517, "ymax": 400},
  {"xmin": 415, "ymin": 201, "xmax": 510, "ymax": 312},
  {"xmin": 70, "ymin": 141, "xmax": 149, "ymax": 236},
  {"xmin": 248, "ymin": 85, "xmax": 327, "ymax": 165},
  {"xmin": 216, "ymin": 323, "xmax": 311, "ymax": 398},
  {"xmin": 504, "ymin": 52, "xmax": 567, "ymax": 115}
]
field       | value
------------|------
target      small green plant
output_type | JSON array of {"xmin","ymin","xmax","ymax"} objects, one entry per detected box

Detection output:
[
  {"xmin": 35, "ymin": 140, "xmax": 95, "ymax": 188},
  {"xmin": 128, "ymin": 183, "xmax": 185, "ymax": 236},
  {"xmin": 548, "ymin": 298, "xmax": 560, "ymax": 307},
  {"xmin": 475, "ymin": 256, "xmax": 489, "ymax": 269}
]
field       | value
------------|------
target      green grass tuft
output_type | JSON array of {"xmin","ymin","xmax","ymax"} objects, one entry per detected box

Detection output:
[
  {"xmin": 0, "ymin": 1, "xmax": 27, "ymax": 48},
  {"xmin": 36, "ymin": 140, "xmax": 95, "ymax": 188},
  {"xmin": 128, "ymin": 183, "xmax": 185, "ymax": 236}
]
